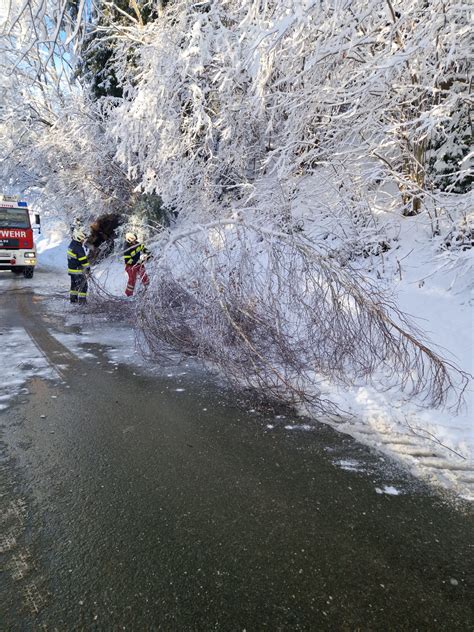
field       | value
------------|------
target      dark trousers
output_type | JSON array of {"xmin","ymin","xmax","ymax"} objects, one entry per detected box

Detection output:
[{"xmin": 69, "ymin": 274, "xmax": 88, "ymax": 303}]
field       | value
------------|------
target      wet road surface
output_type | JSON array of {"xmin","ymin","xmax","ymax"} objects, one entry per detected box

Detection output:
[{"xmin": 1, "ymin": 278, "xmax": 473, "ymax": 631}]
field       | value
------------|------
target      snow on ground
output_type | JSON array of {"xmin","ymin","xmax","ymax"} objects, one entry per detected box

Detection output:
[
  {"xmin": 51, "ymin": 309, "xmax": 199, "ymax": 378},
  {"xmin": 302, "ymin": 212, "xmax": 474, "ymax": 500},
  {"xmin": 0, "ymin": 265, "xmax": 65, "ymax": 412},
  {"xmin": 35, "ymin": 216, "xmax": 130, "ymax": 298},
  {"xmin": 35, "ymin": 218, "xmax": 69, "ymax": 271},
  {"xmin": 0, "ymin": 218, "xmax": 71, "ymax": 411},
  {"xmin": 92, "ymin": 258, "xmax": 129, "ymax": 296}
]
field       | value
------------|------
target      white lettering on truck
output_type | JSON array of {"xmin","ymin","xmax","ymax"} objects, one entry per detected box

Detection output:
[{"xmin": 0, "ymin": 230, "xmax": 27, "ymax": 238}]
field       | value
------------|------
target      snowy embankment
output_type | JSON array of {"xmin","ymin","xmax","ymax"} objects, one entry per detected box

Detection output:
[
  {"xmin": 269, "ymin": 186, "xmax": 473, "ymax": 498},
  {"xmin": 316, "ymin": 225, "xmax": 473, "ymax": 499},
  {"xmin": 35, "ymin": 218, "xmax": 127, "ymax": 295},
  {"xmin": 35, "ymin": 219, "xmax": 70, "ymax": 271}
]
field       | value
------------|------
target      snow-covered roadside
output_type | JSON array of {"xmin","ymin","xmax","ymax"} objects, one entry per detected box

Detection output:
[
  {"xmin": 298, "ymin": 211, "xmax": 474, "ymax": 500},
  {"xmin": 0, "ymin": 263, "xmax": 63, "ymax": 411},
  {"xmin": 316, "ymin": 382, "xmax": 473, "ymax": 501},
  {"xmin": 35, "ymin": 219, "xmax": 69, "ymax": 271},
  {"xmin": 92, "ymin": 259, "xmax": 128, "ymax": 296},
  {"xmin": 35, "ymin": 216, "xmax": 128, "ymax": 296},
  {"xmin": 95, "ymin": 258, "xmax": 473, "ymax": 501}
]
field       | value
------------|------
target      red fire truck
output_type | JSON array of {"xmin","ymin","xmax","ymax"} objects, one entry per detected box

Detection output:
[{"xmin": 0, "ymin": 195, "xmax": 40, "ymax": 278}]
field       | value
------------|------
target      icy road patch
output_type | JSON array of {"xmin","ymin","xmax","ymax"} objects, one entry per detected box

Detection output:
[{"xmin": 0, "ymin": 327, "xmax": 56, "ymax": 411}]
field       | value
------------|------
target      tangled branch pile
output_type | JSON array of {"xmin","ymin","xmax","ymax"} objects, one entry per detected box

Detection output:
[{"xmin": 137, "ymin": 222, "xmax": 467, "ymax": 414}]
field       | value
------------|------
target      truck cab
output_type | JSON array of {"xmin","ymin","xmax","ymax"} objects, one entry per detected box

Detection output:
[{"xmin": 0, "ymin": 195, "xmax": 39, "ymax": 278}]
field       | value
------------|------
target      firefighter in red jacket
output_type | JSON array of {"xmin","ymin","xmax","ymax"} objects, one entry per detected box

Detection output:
[
  {"xmin": 67, "ymin": 227, "xmax": 90, "ymax": 304},
  {"xmin": 123, "ymin": 232, "xmax": 150, "ymax": 296}
]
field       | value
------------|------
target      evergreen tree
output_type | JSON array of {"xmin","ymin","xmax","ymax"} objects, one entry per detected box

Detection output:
[
  {"xmin": 79, "ymin": 1, "xmax": 168, "ymax": 100},
  {"xmin": 427, "ymin": 72, "xmax": 472, "ymax": 194}
]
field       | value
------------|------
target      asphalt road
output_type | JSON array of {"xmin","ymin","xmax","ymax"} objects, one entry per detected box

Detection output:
[{"xmin": 1, "ymin": 275, "xmax": 473, "ymax": 631}]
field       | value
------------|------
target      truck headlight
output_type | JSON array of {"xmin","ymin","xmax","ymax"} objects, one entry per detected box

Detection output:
[{"xmin": 24, "ymin": 252, "xmax": 36, "ymax": 258}]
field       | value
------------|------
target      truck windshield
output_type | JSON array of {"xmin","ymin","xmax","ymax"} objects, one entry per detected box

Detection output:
[{"xmin": 0, "ymin": 208, "xmax": 31, "ymax": 228}]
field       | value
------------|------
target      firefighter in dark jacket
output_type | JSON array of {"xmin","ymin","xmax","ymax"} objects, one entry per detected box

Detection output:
[
  {"xmin": 123, "ymin": 232, "xmax": 150, "ymax": 296},
  {"xmin": 67, "ymin": 227, "xmax": 90, "ymax": 304}
]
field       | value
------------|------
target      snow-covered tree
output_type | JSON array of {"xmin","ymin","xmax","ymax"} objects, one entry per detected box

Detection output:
[
  {"xmin": 99, "ymin": 0, "xmax": 471, "ymax": 222},
  {"xmin": 0, "ymin": 0, "xmax": 133, "ymax": 221},
  {"xmin": 3, "ymin": 0, "xmax": 470, "ymax": 225}
]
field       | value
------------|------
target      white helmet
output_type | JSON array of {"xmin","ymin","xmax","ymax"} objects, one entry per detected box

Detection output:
[
  {"xmin": 125, "ymin": 232, "xmax": 138, "ymax": 243},
  {"xmin": 73, "ymin": 227, "xmax": 86, "ymax": 241}
]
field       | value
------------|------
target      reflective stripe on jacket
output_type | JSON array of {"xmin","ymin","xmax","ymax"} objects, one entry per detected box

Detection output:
[
  {"xmin": 67, "ymin": 239, "xmax": 90, "ymax": 275},
  {"xmin": 123, "ymin": 242, "xmax": 148, "ymax": 266}
]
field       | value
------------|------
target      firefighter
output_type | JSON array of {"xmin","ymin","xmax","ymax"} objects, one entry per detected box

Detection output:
[
  {"xmin": 123, "ymin": 232, "xmax": 150, "ymax": 297},
  {"xmin": 67, "ymin": 227, "xmax": 90, "ymax": 304}
]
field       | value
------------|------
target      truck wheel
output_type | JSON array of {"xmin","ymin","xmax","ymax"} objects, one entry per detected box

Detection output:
[{"xmin": 23, "ymin": 268, "xmax": 34, "ymax": 279}]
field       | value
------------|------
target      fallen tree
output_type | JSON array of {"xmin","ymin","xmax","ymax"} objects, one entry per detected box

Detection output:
[{"xmin": 135, "ymin": 220, "xmax": 469, "ymax": 415}]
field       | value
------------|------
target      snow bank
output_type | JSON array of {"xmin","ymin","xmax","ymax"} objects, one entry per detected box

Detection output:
[
  {"xmin": 35, "ymin": 217, "xmax": 69, "ymax": 272},
  {"xmin": 92, "ymin": 259, "xmax": 128, "ymax": 297},
  {"xmin": 297, "ymin": 204, "xmax": 474, "ymax": 500},
  {"xmin": 34, "ymin": 216, "xmax": 128, "ymax": 296}
]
